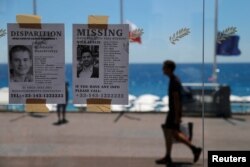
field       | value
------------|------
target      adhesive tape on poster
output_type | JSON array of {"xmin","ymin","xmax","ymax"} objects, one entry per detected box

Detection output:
[
  {"xmin": 16, "ymin": 14, "xmax": 41, "ymax": 28},
  {"xmin": 88, "ymin": 15, "xmax": 108, "ymax": 29},
  {"xmin": 86, "ymin": 98, "xmax": 112, "ymax": 112},
  {"xmin": 25, "ymin": 99, "xmax": 49, "ymax": 112}
]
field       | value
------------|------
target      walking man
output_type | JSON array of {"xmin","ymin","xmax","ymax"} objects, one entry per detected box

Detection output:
[{"xmin": 156, "ymin": 60, "xmax": 202, "ymax": 165}]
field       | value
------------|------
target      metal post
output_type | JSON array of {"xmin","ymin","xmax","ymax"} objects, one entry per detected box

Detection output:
[
  {"xmin": 120, "ymin": 0, "xmax": 124, "ymax": 24},
  {"xmin": 202, "ymin": 0, "xmax": 206, "ymax": 165},
  {"xmin": 33, "ymin": 0, "xmax": 37, "ymax": 15},
  {"xmin": 212, "ymin": 0, "xmax": 218, "ymax": 83}
]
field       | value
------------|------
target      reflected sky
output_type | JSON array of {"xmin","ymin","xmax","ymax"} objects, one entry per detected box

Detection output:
[{"xmin": 0, "ymin": 0, "xmax": 249, "ymax": 63}]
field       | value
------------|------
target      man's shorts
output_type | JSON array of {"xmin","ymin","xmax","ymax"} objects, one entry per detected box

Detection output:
[{"xmin": 163, "ymin": 114, "xmax": 180, "ymax": 131}]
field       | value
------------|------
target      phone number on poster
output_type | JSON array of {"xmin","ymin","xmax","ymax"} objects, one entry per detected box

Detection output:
[
  {"xmin": 10, "ymin": 94, "xmax": 64, "ymax": 98},
  {"xmin": 78, "ymin": 93, "xmax": 124, "ymax": 98}
]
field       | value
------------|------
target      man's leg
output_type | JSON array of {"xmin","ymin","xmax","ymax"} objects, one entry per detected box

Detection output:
[
  {"xmin": 165, "ymin": 129, "xmax": 173, "ymax": 158},
  {"xmin": 156, "ymin": 127, "xmax": 173, "ymax": 165},
  {"xmin": 62, "ymin": 105, "xmax": 68, "ymax": 123},
  {"xmin": 53, "ymin": 105, "xmax": 62, "ymax": 125},
  {"xmin": 173, "ymin": 130, "xmax": 202, "ymax": 163},
  {"xmin": 173, "ymin": 130, "xmax": 192, "ymax": 147},
  {"xmin": 57, "ymin": 108, "xmax": 61, "ymax": 121},
  {"xmin": 62, "ymin": 105, "xmax": 66, "ymax": 120}
]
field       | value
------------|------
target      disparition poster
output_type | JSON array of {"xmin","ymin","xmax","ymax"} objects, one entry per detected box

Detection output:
[
  {"xmin": 73, "ymin": 24, "xmax": 129, "ymax": 104},
  {"xmin": 8, "ymin": 23, "xmax": 65, "ymax": 104}
]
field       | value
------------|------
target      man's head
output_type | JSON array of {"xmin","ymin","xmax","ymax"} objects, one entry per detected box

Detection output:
[
  {"xmin": 163, "ymin": 60, "xmax": 176, "ymax": 76},
  {"xmin": 81, "ymin": 50, "xmax": 93, "ymax": 68},
  {"xmin": 9, "ymin": 45, "xmax": 32, "ymax": 76}
]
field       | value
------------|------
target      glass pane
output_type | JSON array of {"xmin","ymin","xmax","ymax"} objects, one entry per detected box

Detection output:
[
  {"xmin": 204, "ymin": 0, "xmax": 250, "ymax": 163},
  {"xmin": 0, "ymin": 0, "xmax": 205, "ymax": 166},
  {"xmin": 126, "ymin": 0, "xmax": 204, "ymax": 165}
]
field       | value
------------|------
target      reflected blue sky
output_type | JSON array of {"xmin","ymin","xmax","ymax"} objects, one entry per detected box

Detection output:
[{"xmin": 0, "ymin": 0, "xmax": 249, "ymax": 63}]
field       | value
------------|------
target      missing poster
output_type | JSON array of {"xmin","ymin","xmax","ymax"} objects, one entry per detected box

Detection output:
[
  {"xmin": 8, "ymin": 23, "xmax": 65, "ymax": 104},
  {"xmin": 73, "ymin": 24, "xmax": 129, "ymax": 104}
]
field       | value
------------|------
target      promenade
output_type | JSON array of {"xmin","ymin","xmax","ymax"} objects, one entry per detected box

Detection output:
[{"xmin": 0, "ymin": 112, "xmax": 249, "ymax": 167}]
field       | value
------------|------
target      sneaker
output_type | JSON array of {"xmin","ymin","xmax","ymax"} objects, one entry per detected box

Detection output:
[
  {"xmin": 155, "ymin": 156, "xmax": 172, "ymax": 165},
  {"xmin": 193, "ymin": 147, "xmax": 202, "ymax": 163},
  {"xmin": 61, "ymin": 119, "xmax": 68, "ymax": 124},
  {"xmin": 53, "ymin": 120, "xmax": 62, "ymax": 126}
]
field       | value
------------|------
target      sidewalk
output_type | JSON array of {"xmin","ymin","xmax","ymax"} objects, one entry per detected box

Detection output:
[{"xmin": 0, "ymin": 112, "xmax": 249, "ymax": 167}]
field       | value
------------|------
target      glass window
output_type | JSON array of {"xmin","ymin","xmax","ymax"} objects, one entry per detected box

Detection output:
[{"xmin": 1, "ymin": 0, "xmax": 249, "ymax": 166}]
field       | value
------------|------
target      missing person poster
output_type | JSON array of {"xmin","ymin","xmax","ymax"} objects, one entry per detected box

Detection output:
[
  {"xmin": 7, "ymin": 23, "xmax": 65, "ymax": 104},
  {"xmin": 73, "ymin": 24, "xmax": 129, "ymax": 104}
]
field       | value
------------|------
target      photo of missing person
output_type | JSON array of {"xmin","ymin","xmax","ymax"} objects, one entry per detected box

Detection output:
[
  {"xmin": 77, "ymin": 45, "xmax": 99, "ymax": 78},
  {"xmin": 9, "ymin": 45, "xmax": 33, "ymax": 82}
]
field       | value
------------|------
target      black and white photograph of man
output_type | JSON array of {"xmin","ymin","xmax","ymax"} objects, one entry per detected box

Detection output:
[
  {"xmin": 77, "ymin": 45, "xmax": 99, "ymax": 78},
  {"xmin": 9, "ymin": 45, "xmax": 33, "ymax": 82}
]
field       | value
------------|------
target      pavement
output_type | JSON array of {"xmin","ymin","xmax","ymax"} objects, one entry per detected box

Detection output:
[{"xmin": 0, "ymin": 112, "xmax": 250, "ymax": 167}]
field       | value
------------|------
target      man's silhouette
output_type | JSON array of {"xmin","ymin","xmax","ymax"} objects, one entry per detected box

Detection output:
[
  {"xmin": 54, "ymin": 82, "xmax": 69, "ymax": 125},
  {"xmin": 156, "ymin": 60, "xmax": 202, "ymax": 165}
]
